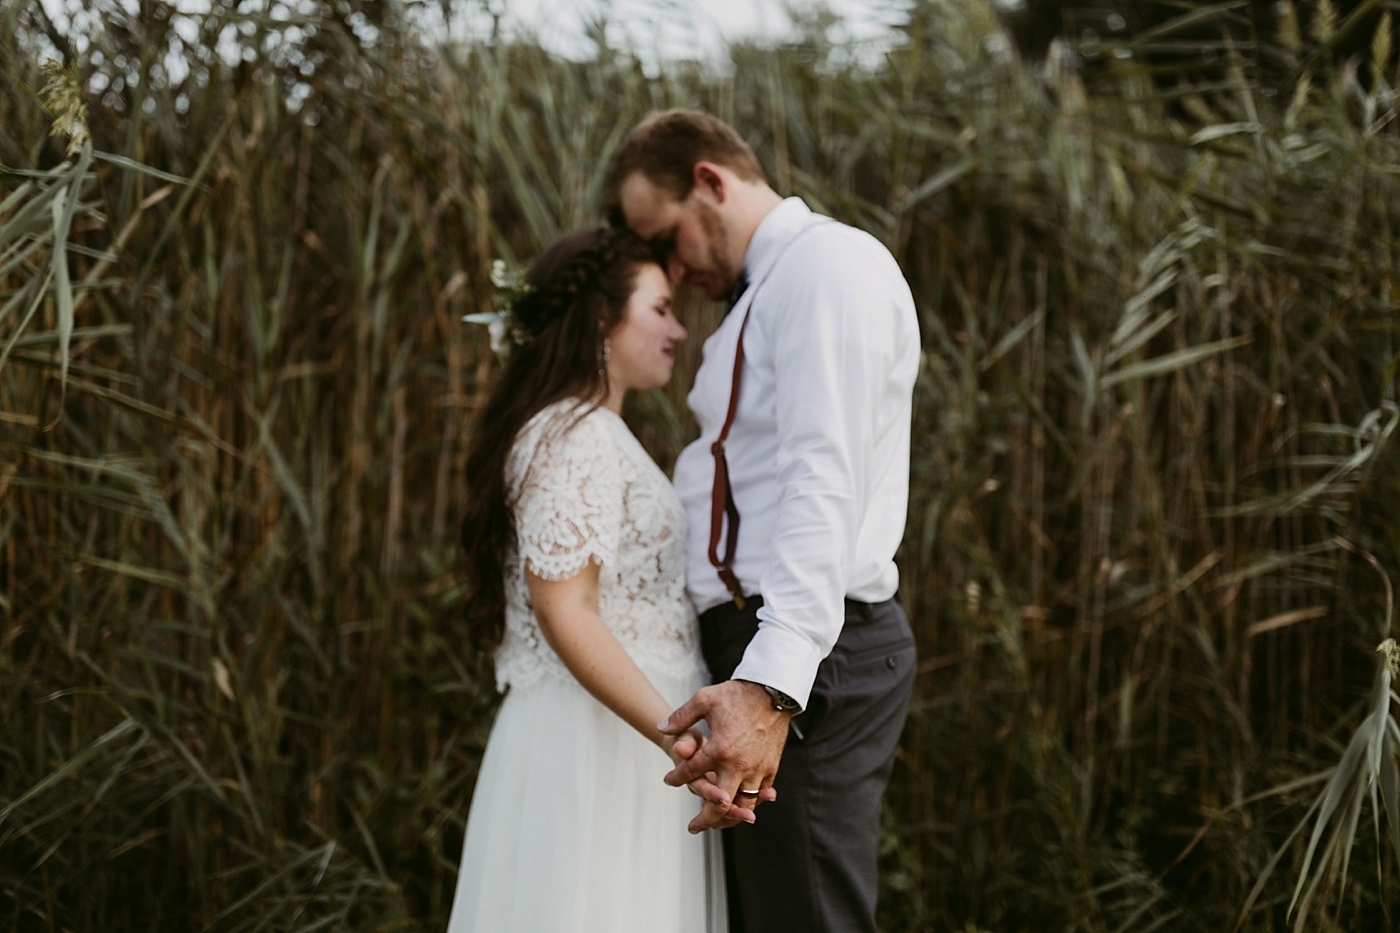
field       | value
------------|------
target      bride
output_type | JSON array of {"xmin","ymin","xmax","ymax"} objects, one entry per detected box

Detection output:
[{"xmin": 447, "ymin": 227, "xmax": 751, "ymax": 932}]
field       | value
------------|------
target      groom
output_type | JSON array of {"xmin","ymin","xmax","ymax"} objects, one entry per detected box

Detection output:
[{"xmin": 606, "ymin": 110, "xmax": 919, "ymax": 933}]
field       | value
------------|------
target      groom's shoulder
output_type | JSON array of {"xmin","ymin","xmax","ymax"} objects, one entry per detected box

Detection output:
[
  {"xmin": 794, "ymin": 216, "xmax": 902, "ymax": 275},
  {"xmin": 774, "ymin": 217, "xmax": 908, "ymax": 306}
]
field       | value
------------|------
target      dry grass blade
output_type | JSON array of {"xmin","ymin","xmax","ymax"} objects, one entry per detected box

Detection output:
[
  {"xmin": 0, "ymin": 718, "xmax": 141, "ymax": 829},
  {"xmin": 1236, "ymin": 539, "xmax": 1400, "ymax": 930},
  {"xmin": 1101, "ymin": 335, "xmax": 1251, "ymax": 387}
]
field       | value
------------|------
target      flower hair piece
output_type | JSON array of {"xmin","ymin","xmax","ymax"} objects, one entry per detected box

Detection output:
[{"xmin": 463, "ymin": 259, "xmax": 534, "ymax": 357}]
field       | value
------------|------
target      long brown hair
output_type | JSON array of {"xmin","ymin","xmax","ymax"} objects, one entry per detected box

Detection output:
[{"xmin": 459, "ymin": 227, "xmax": 659, "ymax": 652}]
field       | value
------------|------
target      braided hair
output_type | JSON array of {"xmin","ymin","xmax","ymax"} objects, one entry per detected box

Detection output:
[{"xmin": 459, "ymin": 227, "xmax": 660, "ymax": 653}]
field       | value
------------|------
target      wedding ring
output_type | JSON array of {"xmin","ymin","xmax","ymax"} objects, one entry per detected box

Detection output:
[{"xmin": 735, "ymin": 788, "xmax": 761, "ymax": 797}]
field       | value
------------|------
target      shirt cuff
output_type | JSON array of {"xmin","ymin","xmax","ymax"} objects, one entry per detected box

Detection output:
[{"xmin": 730, "ymin": 621, "xmax": 828, "ymax": 712}]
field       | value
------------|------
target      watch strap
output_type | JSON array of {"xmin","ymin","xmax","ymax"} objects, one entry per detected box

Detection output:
[{"xmin": 762, "ymin": 684, "xmax": 802, "ymax": 713}]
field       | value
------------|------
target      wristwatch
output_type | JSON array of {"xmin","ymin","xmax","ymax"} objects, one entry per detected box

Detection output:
[{"xmin": 762, "ymin": 684, "xmax": 802, "ymax": 714}]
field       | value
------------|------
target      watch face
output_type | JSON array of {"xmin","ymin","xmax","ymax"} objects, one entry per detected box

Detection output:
[{"xmin": 764, "ymin": 685, "xmax": 800, "ymax": 711}]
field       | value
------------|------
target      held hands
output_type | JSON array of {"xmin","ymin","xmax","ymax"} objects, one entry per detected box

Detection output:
[
  {"xmin": 658, "ymin": 680, "xmax": 789, "ymax": 833},
  {"xmin": 660, "ymin": 727, "xmax": 738, "ymax": 815}
]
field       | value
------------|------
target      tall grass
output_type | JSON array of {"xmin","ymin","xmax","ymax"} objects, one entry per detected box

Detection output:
[{"xmin": 2, "ymin": 1, "xmax": 1398, "ymax": 930}]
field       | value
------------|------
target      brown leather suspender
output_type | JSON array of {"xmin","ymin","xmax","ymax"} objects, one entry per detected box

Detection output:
[
  {"xmin": 708, "ymin": 308, "xmax": 754, "ymax": 609},
  {"xmin": 706, "ymin": 219, "xmax": 832, "ymax": 610}
]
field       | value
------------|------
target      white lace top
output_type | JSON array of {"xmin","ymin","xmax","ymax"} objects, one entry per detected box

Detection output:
[{"xmin": 494, "ymin": 399, "xmax": 706, "ymax": 693}]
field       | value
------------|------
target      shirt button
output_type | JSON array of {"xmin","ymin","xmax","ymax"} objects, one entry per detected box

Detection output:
[{"xmin": 886, "ymin": 656, "xmax": 897, "ymax": 669}]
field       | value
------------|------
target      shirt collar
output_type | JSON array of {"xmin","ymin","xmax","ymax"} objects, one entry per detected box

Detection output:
[{"xmin": 740, "ymin": 197, "xmax": 814, "ymax": 287}]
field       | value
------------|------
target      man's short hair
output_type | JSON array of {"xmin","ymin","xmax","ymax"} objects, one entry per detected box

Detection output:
[{"xmin": 605, "ymin": 110, "xmax": 765, "ymax": 226}]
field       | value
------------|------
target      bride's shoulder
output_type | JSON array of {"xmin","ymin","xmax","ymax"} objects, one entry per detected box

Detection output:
[
  {"xmin": 508, "ymin": 399, "xmax": 620, "ymax": 479},
  {"xmin": 526, "ymin": 398, "xmax": 615, "ymax": 447}
]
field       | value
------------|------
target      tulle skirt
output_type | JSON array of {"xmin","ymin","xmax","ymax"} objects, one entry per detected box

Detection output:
[{"xmin": 447, "ymin": 661, "xmax": 727, "ymax": 933}]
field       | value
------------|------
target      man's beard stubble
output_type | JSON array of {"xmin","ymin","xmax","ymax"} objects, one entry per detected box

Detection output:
[{"xmin": 694, "ymin": 200, "xmax": 738, "ymax": 301}]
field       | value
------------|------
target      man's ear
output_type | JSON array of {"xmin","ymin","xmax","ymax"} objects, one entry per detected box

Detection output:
[{"xmin": 692, "ymin": 162, "xmax": 727, "ymax": 204}]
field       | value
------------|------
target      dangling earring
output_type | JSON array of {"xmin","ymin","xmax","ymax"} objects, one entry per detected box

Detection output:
[{"xmin": 600, "ymin": 339, "xmax": 611, "ymax": 379}]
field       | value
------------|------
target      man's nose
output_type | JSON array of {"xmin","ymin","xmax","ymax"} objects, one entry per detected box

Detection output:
[{"xmin": 666, "ymin": 257, "xmax": 686, "ymax": 284}]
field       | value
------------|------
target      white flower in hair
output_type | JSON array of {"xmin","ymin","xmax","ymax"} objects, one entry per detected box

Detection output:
[{"xmin": 464, "ymin": 259, "xmax": 533, "ymax": 358}]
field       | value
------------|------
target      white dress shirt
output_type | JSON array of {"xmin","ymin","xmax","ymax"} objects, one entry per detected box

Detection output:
[{"xmin": 673, "ymin": 197, "xmax": 920, "ymax": 710}]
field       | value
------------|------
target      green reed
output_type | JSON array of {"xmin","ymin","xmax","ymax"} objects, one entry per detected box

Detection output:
[{"xmin": 1, "ymin": 1, "xmax": 1398, "ymax": 930}]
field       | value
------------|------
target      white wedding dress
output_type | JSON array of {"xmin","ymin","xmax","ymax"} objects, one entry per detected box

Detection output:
[{"xmin": 447, "ymin": 399, "xmax": 727, "ymax": 933}]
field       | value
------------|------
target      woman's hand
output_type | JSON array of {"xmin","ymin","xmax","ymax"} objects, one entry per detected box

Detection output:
[
  {"xmin": 662, "ymin": 726, "xmax": 767, "ymax": 819},
  {"xmin": 659, "ymin": 681, "xmax": 786, "ymax": 831},
  {"xmin": 661, "ymin": 725, "xmax": 703, "ymax": 766},
  {"xmin": 522, "ymin": 566, "xmax": 758, "ymax": 821}
]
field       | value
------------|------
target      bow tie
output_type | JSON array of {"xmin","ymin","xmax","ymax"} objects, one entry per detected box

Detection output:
[{"xmin": 725, "ymin": 272, "xmax": 750, "ymax": 316}]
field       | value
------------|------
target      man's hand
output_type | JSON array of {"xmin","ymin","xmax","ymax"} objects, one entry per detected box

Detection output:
[
  {"xmin": 662, "ymin": 726, "xmax": 734, "ymax": 811},
  {"xmin": 658, "ymin": 680, "xmax": 790, "ymax": 833}
]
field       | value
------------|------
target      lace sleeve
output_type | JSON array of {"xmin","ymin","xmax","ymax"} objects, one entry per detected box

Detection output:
[{"xmin": 510, "ymin": 409, "xmax": 628, "ymax": 582}]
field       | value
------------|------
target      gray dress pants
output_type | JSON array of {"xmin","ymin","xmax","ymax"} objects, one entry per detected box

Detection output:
[{"xmin": 699, "ymin": 595, "xmax": 916, "ymax": 933}]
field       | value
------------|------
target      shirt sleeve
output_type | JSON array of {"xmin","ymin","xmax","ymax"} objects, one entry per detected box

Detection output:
[
  {"xmin": 512, "ymin": 411, "xmax": 626, "ymax": 582},
  {"xmin": 730, "ymin": 232, "xmax": 895, "ymax": 709}
]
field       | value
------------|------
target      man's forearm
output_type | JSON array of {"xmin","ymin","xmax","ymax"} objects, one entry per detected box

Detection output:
[{"xmin": 730, "ymin": 613, "xmax": 832, "ymax": 711}]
